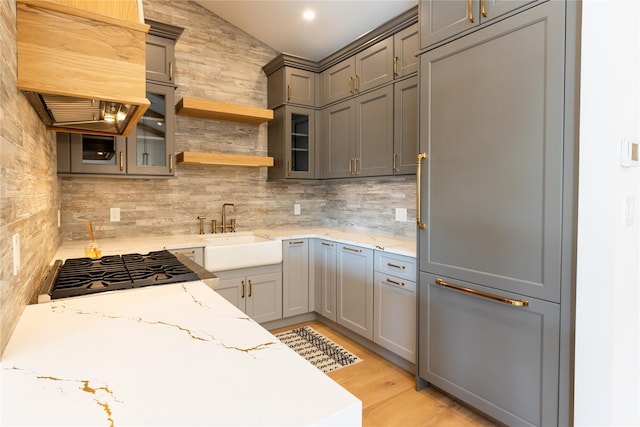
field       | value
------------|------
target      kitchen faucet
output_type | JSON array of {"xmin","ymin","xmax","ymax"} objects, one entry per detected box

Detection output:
[{"xmin": 212, "ymin": 203, "xmax": 236, "ymax": 233}]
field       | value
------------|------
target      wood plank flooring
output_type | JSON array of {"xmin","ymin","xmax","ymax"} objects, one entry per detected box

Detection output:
[{"xmin": 270, "ymin": 321, "xmax": 497, "ymax": 427}]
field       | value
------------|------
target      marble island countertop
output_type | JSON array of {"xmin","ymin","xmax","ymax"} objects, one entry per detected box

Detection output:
[
  {"xmin": 0, "ymin": 281, "xmax": 361, "ymax": 426},
  {"xmin": 53, "ymin": 227, "xmax": 416, "ymax": 261}
]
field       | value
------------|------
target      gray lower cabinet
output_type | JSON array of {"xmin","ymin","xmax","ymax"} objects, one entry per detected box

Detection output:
[
  {"xmin": 323, "ymin": 85, "xmax": 394, "ymax": 178},
  {"xmin": 418, "ymin": 272, "xmax": 560, "ymax": 426},
  {"xmin": 373, "ymin": 252, "xmax": 416, "ymax": 363},
  {"xmin": 336, "ymin": 243, "xmax": 374, "ymax": 339},
  {"xmin": 214, "ymin": 265, "xmax": 282, "ymax": 324},
  {"xmin": 313, "ymin": 239, "xmax": 338, "ymax": 322},
  {"xmin": 282, "ymin": 239, "xmax": 310, "ymax": 317}
]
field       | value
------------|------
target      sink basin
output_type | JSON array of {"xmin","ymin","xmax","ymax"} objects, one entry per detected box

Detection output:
[{"xmin": 203, "ymin": 232, "xmax": 282, "ymax": 272}]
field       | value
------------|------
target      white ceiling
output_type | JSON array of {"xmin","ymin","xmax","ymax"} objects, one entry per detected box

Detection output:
[{"xmin": 194, "ymin": 0, "xmax": 418, "ymax": 61}]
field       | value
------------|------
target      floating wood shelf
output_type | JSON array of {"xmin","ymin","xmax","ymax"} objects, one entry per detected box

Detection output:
[
  {"xmin": 176, "ymin": 152, "xmax": 274, "ymax": 167},
  {"xmin": 175, "ymin": 97, "xmax": 273, "ymax": 124}
]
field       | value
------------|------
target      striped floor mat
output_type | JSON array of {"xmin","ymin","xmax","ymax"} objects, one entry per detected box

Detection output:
[{"xmin": 275, "ymin": 326, "xmax": 362, "ymax": 373}]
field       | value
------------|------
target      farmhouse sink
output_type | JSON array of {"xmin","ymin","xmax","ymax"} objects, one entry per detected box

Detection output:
[{"xmin": 203, "ymin": 232, "xmax": 282, "ymax": 272}]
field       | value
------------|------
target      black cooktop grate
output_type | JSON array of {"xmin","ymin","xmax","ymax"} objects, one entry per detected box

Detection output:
[{"xmin": 51, "ymin": 250, "xmax": 198, "ymax": 300}]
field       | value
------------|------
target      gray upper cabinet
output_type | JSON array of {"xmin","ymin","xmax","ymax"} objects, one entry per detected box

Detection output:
[
  {"xmin": 146, "ymin": 34, "xmax": 175, "ymax": 85},
  {"xmin": 126, "ymin": 82, "xmax": 176, "ymax": 176},
  {"xmin": 420, "ymin": 0, "xmax": 541, "ymax": 48},
  {"xmin": 58, "ymin": 133, "xmax": 127, "ymax": 175},
  {"xmin": 393, "ymin": 76, "xmax": 418, "ymax": 175},
  {"xmin": 268, "ymin": 105, "xmax": 316, "ymax": 180},
  {"xmin": 267, "ymin": 66, "xmax": 316, "ymax": 109},
  {"xmin": 353, "ymin": 37, "xmax": 394, "ymax": 94},
  {"xmin": 393, "ymin": 23, "xmax": 419, "ymax": 78},
  {"xmin": 336, "ymin": 243, "xmax": 374, "ymax": 340},
  {"xmin": 419, "ymin": 1, "xmax": 565, "ymax": 303},
  {"xmin": 323, "ymin": 85, "xmax": 394, "ymax": 178},
  {"xmin": 322, "ymin": 58, "xmax": 355, "ymax": 105}
]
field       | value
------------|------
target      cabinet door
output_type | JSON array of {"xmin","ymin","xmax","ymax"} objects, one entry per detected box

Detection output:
[
  {"xmin": 373, "ymin": 272, "xmax": 416, "ymax": 363},
  {"xmin": 286, "ymin": 106, "xmax": 315, "ymax": 179},
  {"xmin": 354, "ymin": 37, "xmax": 393, "ymax": 94},
  {"xmin": 336, "ymin": 244, "xmax": 374, "ymax": 339},
  {"xmin": 419, "ymin": 2, "xmax": 565, "ymax": 302},
  {"xmin": 394, "ymin": 23, "xmax": 419, "ymax": 78},
  {"xmin": 146, "ymin": 34, "xmax": 175, "ymax": 85},
  {"xmin": 314, "ymin": 240, "xmax": 337, "ymax": 321},
  {"xmin": 283, "ymin": 239, "xmax": 309, "ymax": 317},
  {"xmin": 355, "ymin": 85, "xmax": 394, "ymax": 177},
  {"xmin": 69, "ymin": 133, "xmax": 127, "ymax": 175},
  {"xmin": 420, "ymin": 0, "xmax": 541, "ymax": 48},
  {"xmin": 246, "ymin": 272, "xmax": 282, "ymax": 324},
  {"xmin": 418, "ymin": 272, "xmax": 560, "ymax": 426},
  {"xmin": 127, "ymin": 83, "xmax": 176, "ymax": 176},
  {"xmin": 393, "ymin": 76, "xmax": 418, "ymax": 175},
  {"xmin": 215, "ymin": 277, "xmax": 246, "ymax": 312},
  {"xmin": 286, "ymin": 68, "xmax": 315, "ymax": 107},
  {"xmin": 420, "ymin": 0, "xmax": 478, "ymax": 48},
  {"xmin": 322, "ymin": 57, "xmax": 355, "ymax": 105},
  {"xmin": 323, "ymin": 99, "xmax": 355, "ymax": 178}
]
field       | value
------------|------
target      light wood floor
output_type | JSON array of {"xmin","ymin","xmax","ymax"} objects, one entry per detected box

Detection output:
[{"xmin": 270, "ymin": 321, "xmax": 497, "ymax": 427}]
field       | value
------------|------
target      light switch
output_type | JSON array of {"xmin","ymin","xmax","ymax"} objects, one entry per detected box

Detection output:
[
  {"xmin": 294, "ymin": 204, "xmax": 301, "ymax": 215},
  {"xmin": 110, "ymin": 207, "xmax": 120, "ymax": 222}
]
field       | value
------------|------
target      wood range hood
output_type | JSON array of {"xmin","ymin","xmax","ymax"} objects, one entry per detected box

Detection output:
[{"xmin": 17, "ymin": 0, "xmax": 150, "ymax": 136}]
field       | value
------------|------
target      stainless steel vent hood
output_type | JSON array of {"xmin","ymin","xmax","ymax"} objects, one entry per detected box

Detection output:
[{"xmin": 17, "ymin": 0, "xmax": 150, "ymax": 137}]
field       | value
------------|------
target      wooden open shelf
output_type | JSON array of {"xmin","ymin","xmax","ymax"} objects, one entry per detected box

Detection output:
[
  {"xmin": 175, "ymin": 97, "xmax": 273, "ymax": 124},
  {"xmin": 176, "ymin": 152, "xmax": 274, "ymax": 167}
]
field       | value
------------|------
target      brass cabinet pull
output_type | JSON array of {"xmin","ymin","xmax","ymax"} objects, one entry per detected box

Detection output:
[
  {"xmin": 393, "ymin": 56, "xmax": 398, "ymax": 77},
  {"xmin": 354, "ymin": 157, "xmax": 359, "ymax": 175},
  {"xmin": 386, "ymin": 278, "xmax": 405, "ymax": 287},
  {"xmin": 289, "ymin": 241, "xmax": 304, "ymax": 245},
  {"xmin": 119, "ymin": 151, "xmax": 124, "ymax": 171},
  {"xmin": 248, "ymin": 280, "xmax": 253, "ymax": 298},
  {"xmin": 393, "ymin": 152, "xmax": 399, "ymax": 172},
  {"xmin": 387, "ymin": 262, "xmax": 406, "ymax": 270},
  {"xmin": 481, "ymin": 0, "xmax": 487, "ymax": 17},
  {"xmin": 467, "ymin": 0, "xmax": 474, "ymax": 22},
  {"xmin": 287, "ymin": 84, "xmax": 291, "ymax": 101},
  {"xmin": 349, "ymin": 158, "xmax": 353, "ymax": 175},
  {"xmin": 354, "ymin": 74, "xmax": 359, "ymax": 92},
  {"xmin": 343, "ymin": 246, "xmax": 362, "ymax": 253},
  {"xmin": 287, "ymin": 160, "xmax": 291, "ymax": 177},
  {"xmin": 169, "ymin": 153, "xmax": 173, "ymax": 173},
  {"xmin": 169, "ymin": 62, "xmax": 173, "ymax": 81},
  {"xmin": 435, "ymin": 278, "xmax": 529, "ymax": 307},
  {"xmin": 416, "ymin": 152, "xmax": 427, "ymax": 229},
  {"xmin": 174, "ymin": 250, "xmax": 195, "ymax": 256},
  {"xmin": 349, "ymin": 76, "xmax": 354, "ymax": 94},
  {"xmin": 241, "ymin": 280, "xmax": 245, "ymax": 298},
  {"xmin": 321, "ymin": 242, "xmax": 334, "ymax": 247}
]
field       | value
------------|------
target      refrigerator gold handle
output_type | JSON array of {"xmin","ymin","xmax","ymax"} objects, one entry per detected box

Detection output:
[
  {"xmin": 416, "ymin": 152, "xmax": 427, "ymax": 230},
  {"xmin": 435, "ymin": 278, "xmax": 529, "ymax": 307}
]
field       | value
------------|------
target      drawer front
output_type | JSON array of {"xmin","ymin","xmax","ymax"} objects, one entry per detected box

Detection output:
[{"xmin": 375, "ymin": 252, "xmax": 416, "ymax": 281}]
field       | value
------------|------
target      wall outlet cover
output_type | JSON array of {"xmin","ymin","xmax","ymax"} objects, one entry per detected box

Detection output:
[
  {"xmin": 395, "ymin": 207, "xmax": 408, "ymax": 222},
  {"xmin": 294, "ymin": 204, "xmax": 301, "ymax": 215},
  {"xmin": 110, "ymin": 207, "xmax": 121, "ymax": 222}
]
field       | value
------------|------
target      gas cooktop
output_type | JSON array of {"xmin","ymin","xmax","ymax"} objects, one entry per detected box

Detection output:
[{"xmin": 49, "ymin": 250, "xmax": 199, "ymax": 300}]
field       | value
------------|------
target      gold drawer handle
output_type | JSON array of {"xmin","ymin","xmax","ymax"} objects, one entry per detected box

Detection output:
[
  {"xmin": 289, "ymin": 241, "xmax": 304, "ymax": 245},
  {"xmin": 435, "ymin": 278, "xmax": 529, "ymax": 307},
  {"xmin": 321, "ymin": 242, "xmax": 334, "ymax": 247},
  {"xmin": 343, "ymin": 246, "xmax": 362, "ymax": 253},
  {"xmin": 386, "ymin": 278, "xmax": 405, "ymax": 287},
  {"xmin": 467, "ymin": 0, "xmax": 474, "ymax": 23},
  {"xmin": 387, "ymin": 262, "xmax": 406, "ymax": 270}
]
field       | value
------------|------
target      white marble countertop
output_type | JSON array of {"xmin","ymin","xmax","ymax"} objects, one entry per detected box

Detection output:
[
  {"xmin": 53, "ymin": 227, "xmax": 416, "ymax": 261},
  {"xmin": 0, "ymin": 281, "xmax": 361, "ymax": 426}
]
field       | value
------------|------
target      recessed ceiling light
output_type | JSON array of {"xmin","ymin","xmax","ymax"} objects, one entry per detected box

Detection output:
[{"xmin": 303, "ymin": 9, "xmax": 315, "ymax": 21}]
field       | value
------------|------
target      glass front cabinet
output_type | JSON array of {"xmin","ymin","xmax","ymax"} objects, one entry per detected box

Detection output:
[{"xmin": 268, "ymin": 105, "xmax": 316, "ymax": 180}]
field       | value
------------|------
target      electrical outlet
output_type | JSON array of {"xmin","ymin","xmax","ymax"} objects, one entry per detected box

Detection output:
[
  {"xmin": 294, "ymin": 204, "xmax": 301, "ymax": 215},
  {"xmin": 395, "ymin": 208, "xmax": 407, "ymax": 222},
  {"xmin": 110, "ymin": 207, "xmax": 121, "ymax": 222}
]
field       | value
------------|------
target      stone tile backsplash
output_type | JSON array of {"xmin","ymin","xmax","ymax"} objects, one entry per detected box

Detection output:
[{"xmin": 59, "ymin": 0, "xmax": 417, "ymax": 243}]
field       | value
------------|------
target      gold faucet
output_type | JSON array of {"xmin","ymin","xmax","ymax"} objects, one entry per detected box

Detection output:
[{"xmin": 212, "ymin": 203, "xmax": 236, "ymax": 233}]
